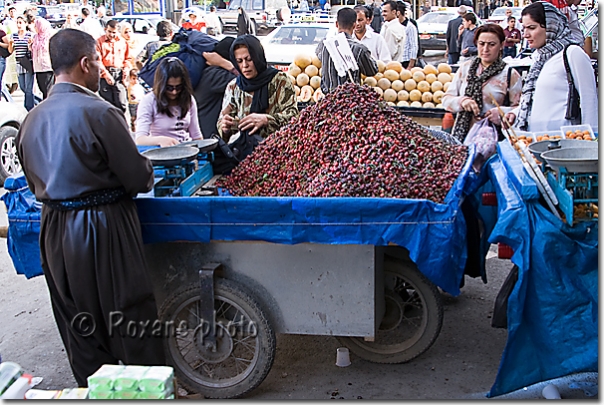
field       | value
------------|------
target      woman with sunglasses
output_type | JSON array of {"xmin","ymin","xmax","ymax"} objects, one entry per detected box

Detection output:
[{"xmin": 135, "ymin": 57, "xmax": 202, "ymax": 146}]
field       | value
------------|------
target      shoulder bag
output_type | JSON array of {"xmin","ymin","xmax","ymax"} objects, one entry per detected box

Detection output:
[{"xmin": 562, "ymin": 44, "xmax": 582, "ymax": 125}]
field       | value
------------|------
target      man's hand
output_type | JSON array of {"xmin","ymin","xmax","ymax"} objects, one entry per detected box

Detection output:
[
  {"xmin": 239, "ymin": 113, "xmax": 268, "ymax": 135},
  {"xmin": 105, "ymin": 75, "xmax": 115, "ymax": 86},
  {"xmin": 203, "ymin": 51, "xmax": 235, "ymax": 71},
  {"xmin": 461, "ymin": 47, "xmax": 468, "ymax": 55}
]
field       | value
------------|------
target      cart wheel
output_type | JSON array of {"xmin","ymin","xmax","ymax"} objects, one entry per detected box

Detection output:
[
  {"xmin": 158, "ymin": 279, "xmax": 276, "ymax": 399},
  {"xmin": 337, "ymin": 259, "xmax": 443, "ymax": 363}
]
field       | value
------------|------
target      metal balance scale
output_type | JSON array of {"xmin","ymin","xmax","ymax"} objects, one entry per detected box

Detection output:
[{"xmin": 141, "ymin": 139, "xmax": 219, "ymax": 197}]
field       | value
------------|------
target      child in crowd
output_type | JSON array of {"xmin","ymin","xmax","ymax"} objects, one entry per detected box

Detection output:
[{"xmin": 127, "ymin": 69, "xmax": 146, "ymax": 132}]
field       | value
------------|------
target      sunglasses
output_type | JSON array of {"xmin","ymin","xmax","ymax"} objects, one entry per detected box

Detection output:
[{"xmin": 165, "ymin": 84, "xmax": 183, "ymax": 92}]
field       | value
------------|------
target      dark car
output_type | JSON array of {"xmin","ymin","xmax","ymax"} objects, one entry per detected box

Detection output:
[{"xmin": 37, "ymin": 5, "xmax": 67, "ymax": 28}]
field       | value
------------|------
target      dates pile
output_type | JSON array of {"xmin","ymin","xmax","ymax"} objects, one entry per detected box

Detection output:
[{"xmin": 217, "ymin": 83, "xmax": 467, "ymax": 203}]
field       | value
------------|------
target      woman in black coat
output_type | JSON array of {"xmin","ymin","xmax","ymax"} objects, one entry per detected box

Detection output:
[{"xmin": 237, "ymin": 7, "xmax": 254, "ymax": 36}]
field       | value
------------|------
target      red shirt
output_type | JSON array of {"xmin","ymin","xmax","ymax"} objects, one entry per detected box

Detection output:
[
  {"xmin": 503, "ymin": 28, "xmax": 521, "ymax": 48},
  {"xmin": 182, "ymin": 21, "xmax": 206, "ymax": 31},
  {"xmin": 96, "ymin": 35, "xmax": 130, "ymax": 80}
]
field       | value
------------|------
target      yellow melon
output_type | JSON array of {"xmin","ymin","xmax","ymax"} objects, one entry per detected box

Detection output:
[
  {"xmin": 377, "ymin": 78, "xmax": 392, "ymax": 90},
  {"xmin": 437, "ymin": 63, "xmax": 452, "ymax": 74},
  {"xmin": 423, "ymin": 64, "xmax": 438, "ymax": 75},
  {"xmin": 309, "ymin": 75, "xmax": 321, "ymax": 89},
  {"xmin": 423, "ymin": 101, "xmax": 436, "ymax": 108},
  {"xmin": 410, "ymin": 101, "xmax": 423, "ymax": 107},
  {"xmin": 425, "ymin": 73, "xmax": 437, "ymax": 84},
  {"xmin": 318, "ymin": 68, "xmax": 322, "ymax": 77},
  {"xmin": 387, "ymin": 101, "xmax": 396, "ymax": 106},
  {"xmin": 361, "ymin": 73, "xmax": 366, "ymax": 80},
  {"xmin": 312, "ymin": 89, "xmax": 324, "ymax": 102},
  {"xmin": 436, "ymin": 103, "xmax": 444, "ymax": 108},
  {"xmin": 437, "ymin": 73, "xmax": 452, "ymax": 83},
  {"xmin": 294, "ymin": 85, "xmax": 300, "ymax": 97},
  {"xmin": 443, "ymin": 81, "xmax": 451, "ymax": 92},
  {"xmin": 289, "ymin": 64, "xmax": 302, "ymax": 77},
  {"xmin": 287, "ymin": 74, "xmax": 296, "ymax": 86},
  {"xmin": 384, "ymin": 69, "xmax": 399, "ymax": 82},
  {"xmin": 299, "ymin": 85, "xmax": 313, "ymax": 102},
  {"xmin": 311, "ymin": 54, "xmax": 322, "ymax": 68},
  {"xmin": 411, "ymin": 67, "xmax": 423, "ymax": 74},
  {"xmin": 409, "ymin": 89, "xmax": 422, "ymax": 102},
  {"xmin": 397, "ymin": 100, "xmax": 410, "ymax": 107},
  {"xmin": 391, "ymin": 80, "xmax": 404, "ymax": 92},
  {"xmin": 385, "ymin": 60, "xmax": 403, "ymax": 73},
  {"xmin": 305, "ymin": 64, "xmax": 319, "ymax": 77},
  {"xmin": 417, "ymin": 81, "xmax": 431, "ymax": 93},
  {"xmin": 294, "ymin": 54, "xmax": 312, "ymax": 69},
  {"xmin": 431, "ymin": 80, "xmax": 443, "ymax": 92},
  {"xmin": 383, "ymin": 88, "xmax": 398, "ymax": 102},
  {"xmin": 397, "ymin": 90, "xmax": 409, "ymax": 101},
  {"xmin": 377, "ymin": 60, "xmax": 386, "ymax": 73},
  {"xmin": 432, "ymin": 90, "xmax": 444, "ymax": 104},
  {"xmin": 412, "ymin": 70, "xmax": 426, "ymax": 82},
  {"xmin": 373, "ymin": 86, "xmax": 384, "ymax": 97},
  {"xmin": 404, "ymin": 79, "xmax": 417, "ymax": 91},
  {"xmin": 400, "ymin": 69, "xmax": 412, "ymax": 81},
  {"xmin": 296, "ymin": 73, "xmax": 310, "ymax": 87},
  {"xmin": 421, "ymin": 91, "xmax": 433, "ymax": 103},
  {"xmin": 364, "ymin": 76, "xmax": 377, "ymax": 87},
  {"xmin": 374, "ymin": 72, "xmax": 384, "ymax": 80}
]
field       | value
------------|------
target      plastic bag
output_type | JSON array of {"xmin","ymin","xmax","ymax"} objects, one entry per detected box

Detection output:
[{"xmin": 464, "ymin": 118, "xmax": 498, "ymax": 172}]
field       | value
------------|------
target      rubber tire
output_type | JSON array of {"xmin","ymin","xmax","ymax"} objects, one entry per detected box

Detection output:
[
  {"xmin": 337, "ymin": 259, "xmax": 443, "ymax": 364},
  {"xmin": 0, "ymin": 126, "xmax": 20, "ymax": 187},
  {"xmin": 159, "ymin": 279, "xmax": 276, "ymax": 399}
]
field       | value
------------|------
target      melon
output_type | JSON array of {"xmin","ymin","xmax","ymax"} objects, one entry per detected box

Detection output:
[
  {"xmin": 436, "ymin": 103, "xmax": 444, "ymax": 108},
  {"xmin": 377, "ymin": 60, "xmax": 386, "ymax": 73},
  {"xmin": 374, "ymin": 72, "xmax": 384, "ymax": 80},
  {"xmin": 425, "ymin": 73, "xmax": 437, "ymax": 84},
  {"xmin": 437, "ymin": 72, "xmax": 452, "ymax": 83},
  {"xmin": 391, "ymin": 80, "xmax": 404, "ymax": 92},
  {"xmin": 423, "ymin": 101, "xmax": 436, "ymax": 108},
  {"xmin": 385, "ymin": 60, "xmax": 403, "ymax": 73},
  {"xmin": 312, "ymin": 89, "xmax": 324, "ymax": 102},
  {"xmin": 294, "ymin": 85, "xmax": 300, "ymax": 97},
  {"xmin": 318, "ymin": 68, "xmax": 322, "ymax": 77},
  {"xmin": 305, "ymin": 64, "xmax": 319, "ymax": 77},
  {"xmin": 311, "ymin": 54, "xmax": 322, "ymax": 68},
  {"xmin": 397, "ymin": 90, "xmax": 409, "ymax": 101},
  {"xmin": 364, "ymin": 77, "xmax": 377, "ymax": 87},
  {"xmin": 309, "ymin": 75, "xmax": 321, "ymax": 89},
  {"xmin": 410, "ymin": 101, "xmax": 423, "ymax": 107},
  {"xmin": 294, "ymin": 54, "xmax": 312, "ymax": 69},
  {"xmin": 417, "ymin": 80, "xmax": 431, "ymax": 93},
  {"xmin": 430, "ymin": 80, "xmax": 443, "ymax": 92},
  {"xmin": 384, "ymin": 69, "xmax": 399, "ymax": 82},
  {"xmin": 296, "ymin": 73, "xmax": 310, "ymax": 87},
  {"xmin": 383, "ymin": 88, "xmax": 398, "ymax": 102},
  {"xmin": 387, "ymin": 101, "xmax": 396, "ymax": 106},
  {"xmin": 432, "ymin": 90, "xmax": 444, "ymax": 104},
  {"xmin": 287, "ymin": 74, "xmax": 296, "ymax": 86},
  {"xmin": 397, "ymin": 100, "xmax": 409, "ymax": 107},
  {"xmin": 443, "ymin": 81, "xmax": 451, "ymax": 92},
  {"xmin": 361, "ymin": 73, "xmax": 366, "ymax": 80},
  {"xmin": 421, "ymin": 91, "xmax": 433, "ymax": 103},
  {"xmin": 373, "ymin": 86, "xmax": 384, "ymax": 97},
  {"xmin": 437, "ymin": 63, "xmax": 452, "ymax": 74},
  {"xmin": 404, "ymin": 79, "xmax": 417, "ymax": 91},
  {"xmin": 400, "ymin": 69, "xmax": 412, "ymax": 81},
  {"xmin": 409, "ymin": 89, "xmax": 422, "ymax": 102},
  {"xmin": 377, "ymin": 78, "xmax": 392, "ymax": 90},
  {"xmin": 410, "ymin": 67, "xmax": 423, "ymax": 74},
  {"xmin": 423, "ymin": 64, "xmax": 438, "ymax": 75},
  {"xmin": 299, "ymin": 85, "xmax": 313, "ymax": 102},
  {"xmin": 289, "ymin": 64, "xmax": 302, "ymax": 77},
  {"xmin": 412, "ymin": 70, "xmax": 426, "ymax": 82}
]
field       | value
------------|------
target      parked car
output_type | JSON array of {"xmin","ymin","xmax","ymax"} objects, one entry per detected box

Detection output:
[
  {"xmin": 216, "ymin": 0, "xmax": 290, "ymax": 34},
  {"xmin": 485, "ymin": 6, "xmax": 522, "ymax": 24},
  {"xmin": 261, "ymin": 23, "xmax": 335, "ymax": 71},
  {"xmin": 37, "ymin": 5, "xmax": 66, "ymax": 28},
  {"xmin": 417, "ymin": 7, "xmax": 481, "ymax": 52},
  {"xmin": 0, "ymin": 88, "xmax": 28, "ymax": 187}
]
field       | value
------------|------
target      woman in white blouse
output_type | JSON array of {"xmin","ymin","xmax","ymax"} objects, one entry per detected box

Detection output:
[{"xmin": 505, "ymin": 1, "xmax": 598, "ymax": 132}]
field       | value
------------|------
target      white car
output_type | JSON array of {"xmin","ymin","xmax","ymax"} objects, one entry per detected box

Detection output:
[
  {"xmin": 0, "ymin": 89, "xmax": 29, "ymax": 186},
  {"xmin": 261, "ymin": 23, "xmax": 336, "ymax": 71},
  {"xmin": 417, "ymin": 7, "xmax": 481, "ymax": 52},
  {"xmin": 485, "ymin": 6, "xmax": 523, "ymax": 25}
]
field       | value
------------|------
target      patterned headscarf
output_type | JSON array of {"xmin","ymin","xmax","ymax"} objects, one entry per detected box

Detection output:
[
  {"xmin": 515, "ymin": 1, "xmax": 581, "ymax": 130},
  {"xmin": 31, "ymin": 17, "xmax": 53, "ymax": 57}
]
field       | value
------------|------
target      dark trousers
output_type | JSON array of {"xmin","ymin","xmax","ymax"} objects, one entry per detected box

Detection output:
[
  {"xmin": 503, "ymin": 46, "xmax": 517, "ymax": 59},
  {"xmin": 99, "ymin": 68, "xmax": 127, "ymax": 113},
  {"xmin": 36, "ymin": 71, "xmax": 55, "ymax": 100},
  {"xmin": 448, "ymin": 52, "xmax": 460, "ymax": 65}
]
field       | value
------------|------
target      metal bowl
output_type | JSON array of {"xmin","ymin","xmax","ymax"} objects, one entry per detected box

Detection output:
[
  {"xmin": 179, "ymin": 139, "xmax": 219, "ymax": 153},
  {"xmin": 142, "ymin": 146, "xmax": 200, "ymax": 166},
  {"xmin": 528, "ymin": 139, "xmax": 596, "ymax": 162},
  {"xmin": 540, "ymin": 147, "xmax": 599, "ymax": 173}
]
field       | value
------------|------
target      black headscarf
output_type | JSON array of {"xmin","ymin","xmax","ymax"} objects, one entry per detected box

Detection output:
[
  {"xmin": 214, "ymin": 36, "xmax": 235, "ymax": 60},
  {"xmin": 237, "ymin": 7, "xmax": 253, "ymax": 35},
  {"xmin": 230, "ymin": 35, "xmax": 279, "ymax": 114}
]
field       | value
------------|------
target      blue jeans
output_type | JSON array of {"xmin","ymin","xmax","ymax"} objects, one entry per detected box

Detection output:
[
  {"xmin": 503, "ymin": 46, "xmax": 517, "ymax": 59},
  {"xmin": 448, "ymin": 52, "xmax": 460, "ymax": 65},
  {"xmin": 0, "ymin": 57, "xmax": 6, "ymax": 97},
  {"xmin": 18, "ymin": 71, "xmax": 34, "ymax": 111}
]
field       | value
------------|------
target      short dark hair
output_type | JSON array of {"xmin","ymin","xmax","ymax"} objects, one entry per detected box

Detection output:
[
  {"xmin": 156, "ymin": 20, "xmax": 173, "ymax": 38},
  {"xmin": 521, "ymin": 1, "xmax": 545, "ymax": 27},
  {"xmin": 396, "ymin": 1, "xmax": 406, "ymax": 15},
  {"xmin": 382, "ymin": 0, "xmax": 398, "ymax": 12},
  {"xmin": 153, "ymin": 57, "xmax": 193, "ymax": 120},
  {"xmin": 8, "ymin": 6, "xmax": 15, "ymax": 11},
  {"xmin": 81, "ymin": 7, "xmax": 90, "ymax": 16},
  {"xmin": 49, "ymin": 28, "xmax": 97, "ymax": 74},
  {"xmin": 354, "ymin": 5, "xmax": 371, "ymax": 19},
  {"xmin": 210, "ymin": 5, "xmax": 216, "ymax": 11},
  {"xmin": 473, "ymin": 22, "xmax": 505, "ymax": 44},
  {"xmin": 507, "ymin": 15, "xmax": 515, "ymax": 22},
  {"xmin": 463, "ymin": 12, "xmax": 476, "ymax": 24},
  {"xmin": 337, "ymin": 7, "xmax": 357, "ymax": 29},
  {"xmin": 106, "ymin": 19, "xmax": 118, "ymax": 29}
]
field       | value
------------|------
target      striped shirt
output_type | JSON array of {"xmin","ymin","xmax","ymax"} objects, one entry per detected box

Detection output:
[
  {"xmin": 316, "ymin": 32, "xmax": 379, "ymax": 94},
  {"xmin": 12, "ymin": 32, "xmax": 33, "ymax": 73},
  {"xmin": 401, "ymin": 19, "xmax": 419, "ymax": 63}
]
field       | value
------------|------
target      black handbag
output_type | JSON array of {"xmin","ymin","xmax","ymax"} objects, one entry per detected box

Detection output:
[
  {"xmin": 17, "ymin": 49, "xmax": 33, "ymax": 73},
  {"xmin": 562, "ymin": 44, "xmax": 582, "ymax": 125},
  {"xmin": 210, "ymin": 131, "xmax": 262, "ymax": 175}
]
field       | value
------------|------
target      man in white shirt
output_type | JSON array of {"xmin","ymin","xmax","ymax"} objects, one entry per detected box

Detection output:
[
  {"xmin": 397, "ymin": 2, "xmax": 419, "ymax": 68},
  {"xmin": 380, "ymin": 0, "xmax": 405, "ymax": 62},
  {"xmin": 499, "ymin": 8, "xmax": 522, "ymax": 31},
  {"xmin": 80, "ymin": 7, "xmax": 104, "ymax": 39},
  {"xmin": 205, "ymin": 6, "xmax": 222, "ymax": 35},
  {"xmin": 354, "ymin": 5, "xmax": 392, "ymax": 62}
]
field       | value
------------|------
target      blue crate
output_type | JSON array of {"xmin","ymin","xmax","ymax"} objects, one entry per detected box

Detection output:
[{"xmin": 546, "ymin": 168, "xmax": 598, "ymax": 225}]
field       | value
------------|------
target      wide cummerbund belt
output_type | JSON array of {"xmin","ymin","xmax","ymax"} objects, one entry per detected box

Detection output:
[{"xmin": 41, "ymin": 187, "xmax": 128, "ymax": 211}]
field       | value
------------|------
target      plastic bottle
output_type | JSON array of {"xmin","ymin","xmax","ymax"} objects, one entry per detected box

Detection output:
[
  {"xmin": 0, "ymin": 362, "xmax": 24, "ymax": 396},
  {"xmin": 0, "ymin": 375, "xmax": 31, "ymax": 399},
  {"xmin": 442, "ymin": 112, "xmax": 454, "ymax": 133}
]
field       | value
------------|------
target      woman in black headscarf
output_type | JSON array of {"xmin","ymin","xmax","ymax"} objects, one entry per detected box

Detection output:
[
  {"xmin": 237, "ymin": 7, "xmax": 255, "ymax": 36},
  {"xmin": 217, "ymin": 35, "xmax": 297, "ymax": 150}
]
